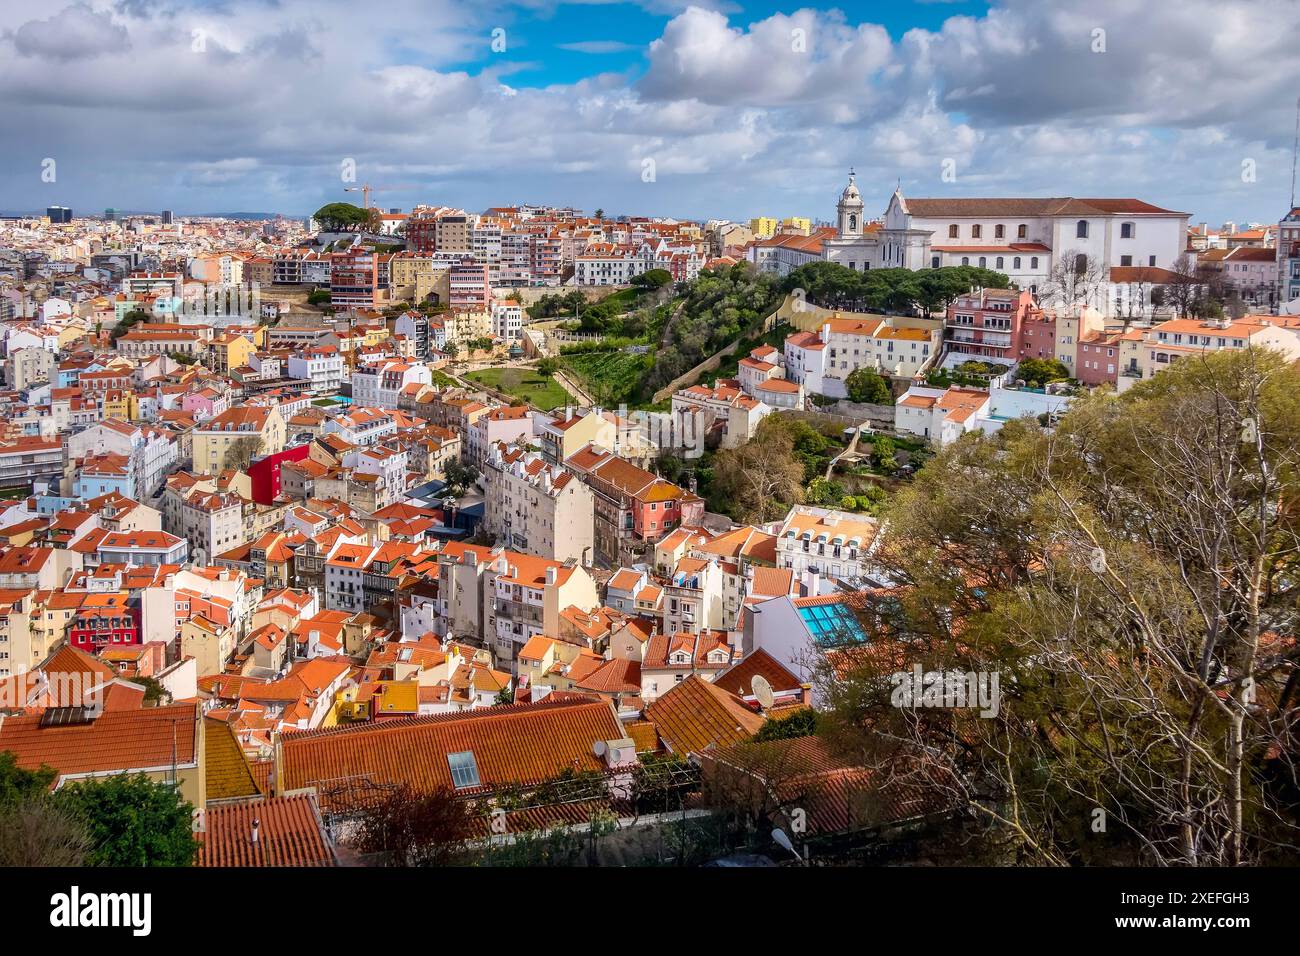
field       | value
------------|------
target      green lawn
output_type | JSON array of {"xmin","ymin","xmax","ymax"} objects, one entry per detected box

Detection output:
[{"xmin": 466, "ymin": 367, "xmax": 570, "ymax": 411}]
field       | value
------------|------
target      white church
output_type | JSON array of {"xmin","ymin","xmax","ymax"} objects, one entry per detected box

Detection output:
[{"xmin": 798, "ymin": 171, "xmax": 1192, "ymax": 299}]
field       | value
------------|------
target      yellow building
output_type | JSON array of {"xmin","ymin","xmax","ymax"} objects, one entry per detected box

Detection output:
[
  {"xmin": 210, "ymin": 332, "xmax": 256, "ymax": 375},
  {"xmin": 538, "ymin": 408, "xmax": 618, "ymax": 464},
  {"xmin": 749, "ymin": 217, "xmax": 778, "ymax": 239},
  {"xmin": 781, "ymin": 217, "xmax": 813, "ymax": 235},
  {"xmin": 102, "ymin": 391, "xmax": 131, "ymax": 421},
  {"xmin": 390, "ymin": 256, "xmax": 451, "ymax": 305},
  {"xmin": 180, "ymin": 614, "xmax": 235, "ymax": 677},
  {"xmin": 193, "ymin": 405, "xmax": 286, "ymax": 474}
]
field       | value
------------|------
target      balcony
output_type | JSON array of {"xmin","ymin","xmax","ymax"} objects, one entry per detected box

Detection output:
[{"xmin": 493, "ymin": 598, "xmax": 543, "ymax": 625}]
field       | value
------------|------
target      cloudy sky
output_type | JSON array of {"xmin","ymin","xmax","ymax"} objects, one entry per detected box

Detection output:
[{"xmin": 1, "ymin": 0, "xmax": 1297, "ymax": 227}]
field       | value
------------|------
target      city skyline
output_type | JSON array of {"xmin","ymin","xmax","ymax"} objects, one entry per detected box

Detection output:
[{"xmin": 2, "ymin": 1, "xmax": 1297, "ymax": 225}]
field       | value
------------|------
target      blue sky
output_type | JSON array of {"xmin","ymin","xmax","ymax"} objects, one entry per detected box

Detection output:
[
  {"xmin": 430, "ymin": 2, "xmax": 992, "ymax": 87},
  {"xmin": 0, "ymin": 1, "xmax": 1294, "ymax": 227}
]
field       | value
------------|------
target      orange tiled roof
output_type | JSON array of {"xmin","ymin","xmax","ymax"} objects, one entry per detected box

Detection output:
[
  {"xmin": 644, "ymin": 675, "xmax": 763, "ymax": 755},
  {"xmin": 196, "ymin": 793, "xmax": 337, "ymax": 867},
  {"xmin": 279, "ymin": 697, "xmax": 624, "ymax": 811},
  {"xmin": 0, "ymin": 702, "xmax": 200, "ymax": 782}
]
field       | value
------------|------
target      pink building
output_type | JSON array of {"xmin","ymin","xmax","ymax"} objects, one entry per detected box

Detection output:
[
  {"xmin": 946, "ymin": 288, "xmax": 1042, "ymax": 361},
  {"xmin": 181, "ymin": 387, "xmax": 228, "ymax": 422},
  {"xmin": 1075, "ymin": 330, "xmax": 1125, "ymax": 386}
]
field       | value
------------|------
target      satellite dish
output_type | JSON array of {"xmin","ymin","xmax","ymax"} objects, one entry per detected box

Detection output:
[
  {"xmin": 592, "ymin": 740, "xmax": 607, "ymax": 758},
  {"xmin": 771, "ymin": 828, "xmax": 795, "ymax": 854},
  {"xmin": 751, "ymin": 674, "xmax": 775, "ymax": 709}
]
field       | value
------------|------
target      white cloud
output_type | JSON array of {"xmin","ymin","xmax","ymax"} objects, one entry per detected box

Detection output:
[
  {"xmin": 11, "ymin": 3, "xmax": 129, "ymax": 60},
  {"xmin": 0, "ymin": 0, "xmax": 1293, "ymax": 227}
]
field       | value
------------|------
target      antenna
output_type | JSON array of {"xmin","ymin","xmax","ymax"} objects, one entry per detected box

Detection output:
[{"xmin": 1292, "ymin": 95, "xmax": 1300, "ymax": 211}]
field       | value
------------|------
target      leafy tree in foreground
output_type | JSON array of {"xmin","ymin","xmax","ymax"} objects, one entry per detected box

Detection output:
[
  {"xmin": 351, "ymin": 785, "xmax": 476, "ymax": 866},
  {"xmin": 59, "ymin": 774, "xmax": 199, "ymax": 867},
  {"xmin": 0, "ymin": 799, "xmax": 92, "ymax": 867},
  {"xmin": 818, "ymin": 348, "xmax": 1300, "ymax": 866},
  {"xmin": 0, "ymin": 752, "xmax": 56, "ymax": 809}
]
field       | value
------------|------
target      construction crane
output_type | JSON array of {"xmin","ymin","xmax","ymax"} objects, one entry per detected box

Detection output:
[{"xmin": 344, "ymin": 183, "xmax": 417, "ymax": 210}]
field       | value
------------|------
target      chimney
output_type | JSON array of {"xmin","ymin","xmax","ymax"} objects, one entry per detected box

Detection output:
[
  {"xmin": 545, "ymin": 566, "xmax": 557, "ymax": 586},
  {"xmin": 250, "ymin": 818, "xmax": 261, "ymax": 845}
]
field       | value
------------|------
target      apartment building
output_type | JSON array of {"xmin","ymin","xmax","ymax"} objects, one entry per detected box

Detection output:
[
  {"xmin": 483, "ymin": 444, "xmax": 595, "ymax": 563},
  {"xmin": 330, "ymin": 248, "xmax": 392, "ymax": 309},
  {"xmin": 1122, "ymin": 315, "xmax": 1300, "ymax": 389},
  {"xmin": 0, "ymin": 436, "xmax": 63, "ymax": 490},
  {"xmin": 193, "ymin": 405, "xmax": 286, "ymax": 475},
  {"xmin": 286, "ymin": 345, "xmax": 344, "ymax": 394},
  {"xmin": 352, "ymin": 360, "xmax": 433, "ymax": 410},
  {"xmin": 449, "ymin": 259, "xmax": 492, "ymax": 311},
  {"xmin": 775, "ymin": 506, "xmax": 882, "ymax": 586},
  {"xmin": 565, "ymin": 446, "xmax": 705, "ymax": 568},
  {"xmin": 466, "ymin": 405, "xmax": 534, "ymax": 467}
]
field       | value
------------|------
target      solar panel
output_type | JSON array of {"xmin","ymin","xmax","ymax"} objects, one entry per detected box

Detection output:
[{"xmin": 39, "ymin": 706, "xmax": 96, "ymax": 728}]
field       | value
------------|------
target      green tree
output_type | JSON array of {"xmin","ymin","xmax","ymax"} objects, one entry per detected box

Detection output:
[
  {"xmin": 818, "ymin": 348, "xmax": 1300, "ymax": 866},
  {"xmin": 0, "ymin": 752, "xmax": 56, "ymax": 808},
  {"xmin": 1015, "ymin": 357, "xmax": 1070, "ymax": 387},
  {"xmin": 869, "ymin": 434, "xmax": 896, "ymax": 471},
  {"xmin": 110, "ymin": 308, "xmax": 149, "ymax": 341},
  {"xmin": 443, "ymin": 459, "xmax": 479, "ymax": 495},
  {"xmin": 754, "ymin": 707, "xmax": 819, "ymax": 742},
  {"xmin": 844, "ymin": 367, "xmax": 893, "ymax": 404},
  {"xmin": 312, "ymin": 202, "xmax": 369, "ymax": 232},
  {"xmin": 632, "ymin": 268, "xmax": 672, "ymax": 290},
  {"xmin": 58, "ymin": 774, "xmax": 199, "ymax": 866},
  {"xmin": 535, "ymin": 357, "xmax": 559, "ymax": 377}
]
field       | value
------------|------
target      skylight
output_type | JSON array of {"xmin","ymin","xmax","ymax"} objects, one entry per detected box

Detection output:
[
  {"xmin": 799, "ymin": 602, "xmax": 866, "ymax": 647},
  {"xmin": 447, "ymin": 750, "xmax": 481, "ymax": 789}
]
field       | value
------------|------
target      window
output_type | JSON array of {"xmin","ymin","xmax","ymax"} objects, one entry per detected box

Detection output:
[
  {"xmin": 1120, "ymin": 255, "xmax": 1132, "ymax": 266},
  {"xmin": 1031, "ymin": 257, "xmax": 1039, "ymax": 269},
  {"xmin": 1075, "ymin": 253, "xmax": 1088, "ymax": 273},
  {"xmin": 978, "ymin": 257, "xmax": 987, "ymax": 268},
  {"xmin": 961, "ymin": 257, "xmax": 969, "ymax": 266},
  {"xmin": 971, "ymin": 224, "xmax": 982, "ymax": 238},
  {"xmin": 1076, "ymin": 220, "xmax": 1089, "ymax": 239},
  {"xmin": 1013, "ymin": 256, "xmax": 1021, "ymax": 269},
  {"xmin": 995, "ymin": 224, "xmax": 1005, "ymax": 239},
  {"xmin": 1017, "ymin": 224, "xmax": 1028, "ymax": 239},
  {"xmin": 995, "ymin": 257, "xmax": 1004, "ymax": 269},
  {"xmin": 1121, "ymin": 222, "xmax": 1134, "ymax": 239},
  {"xmin": 448, "ymin": 750, "xmax": 481, "ymax": 789},
  {"xmin": 1149, "ymin": 255, "xmax": 1157, "ymax": 267},
  {"xmin": 948, "ymin": 224, "xmax": 959, "ymax": 238},
  {"xmin": 931, "ymin": 256, "xmax": 940, "ymax": 269}
]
